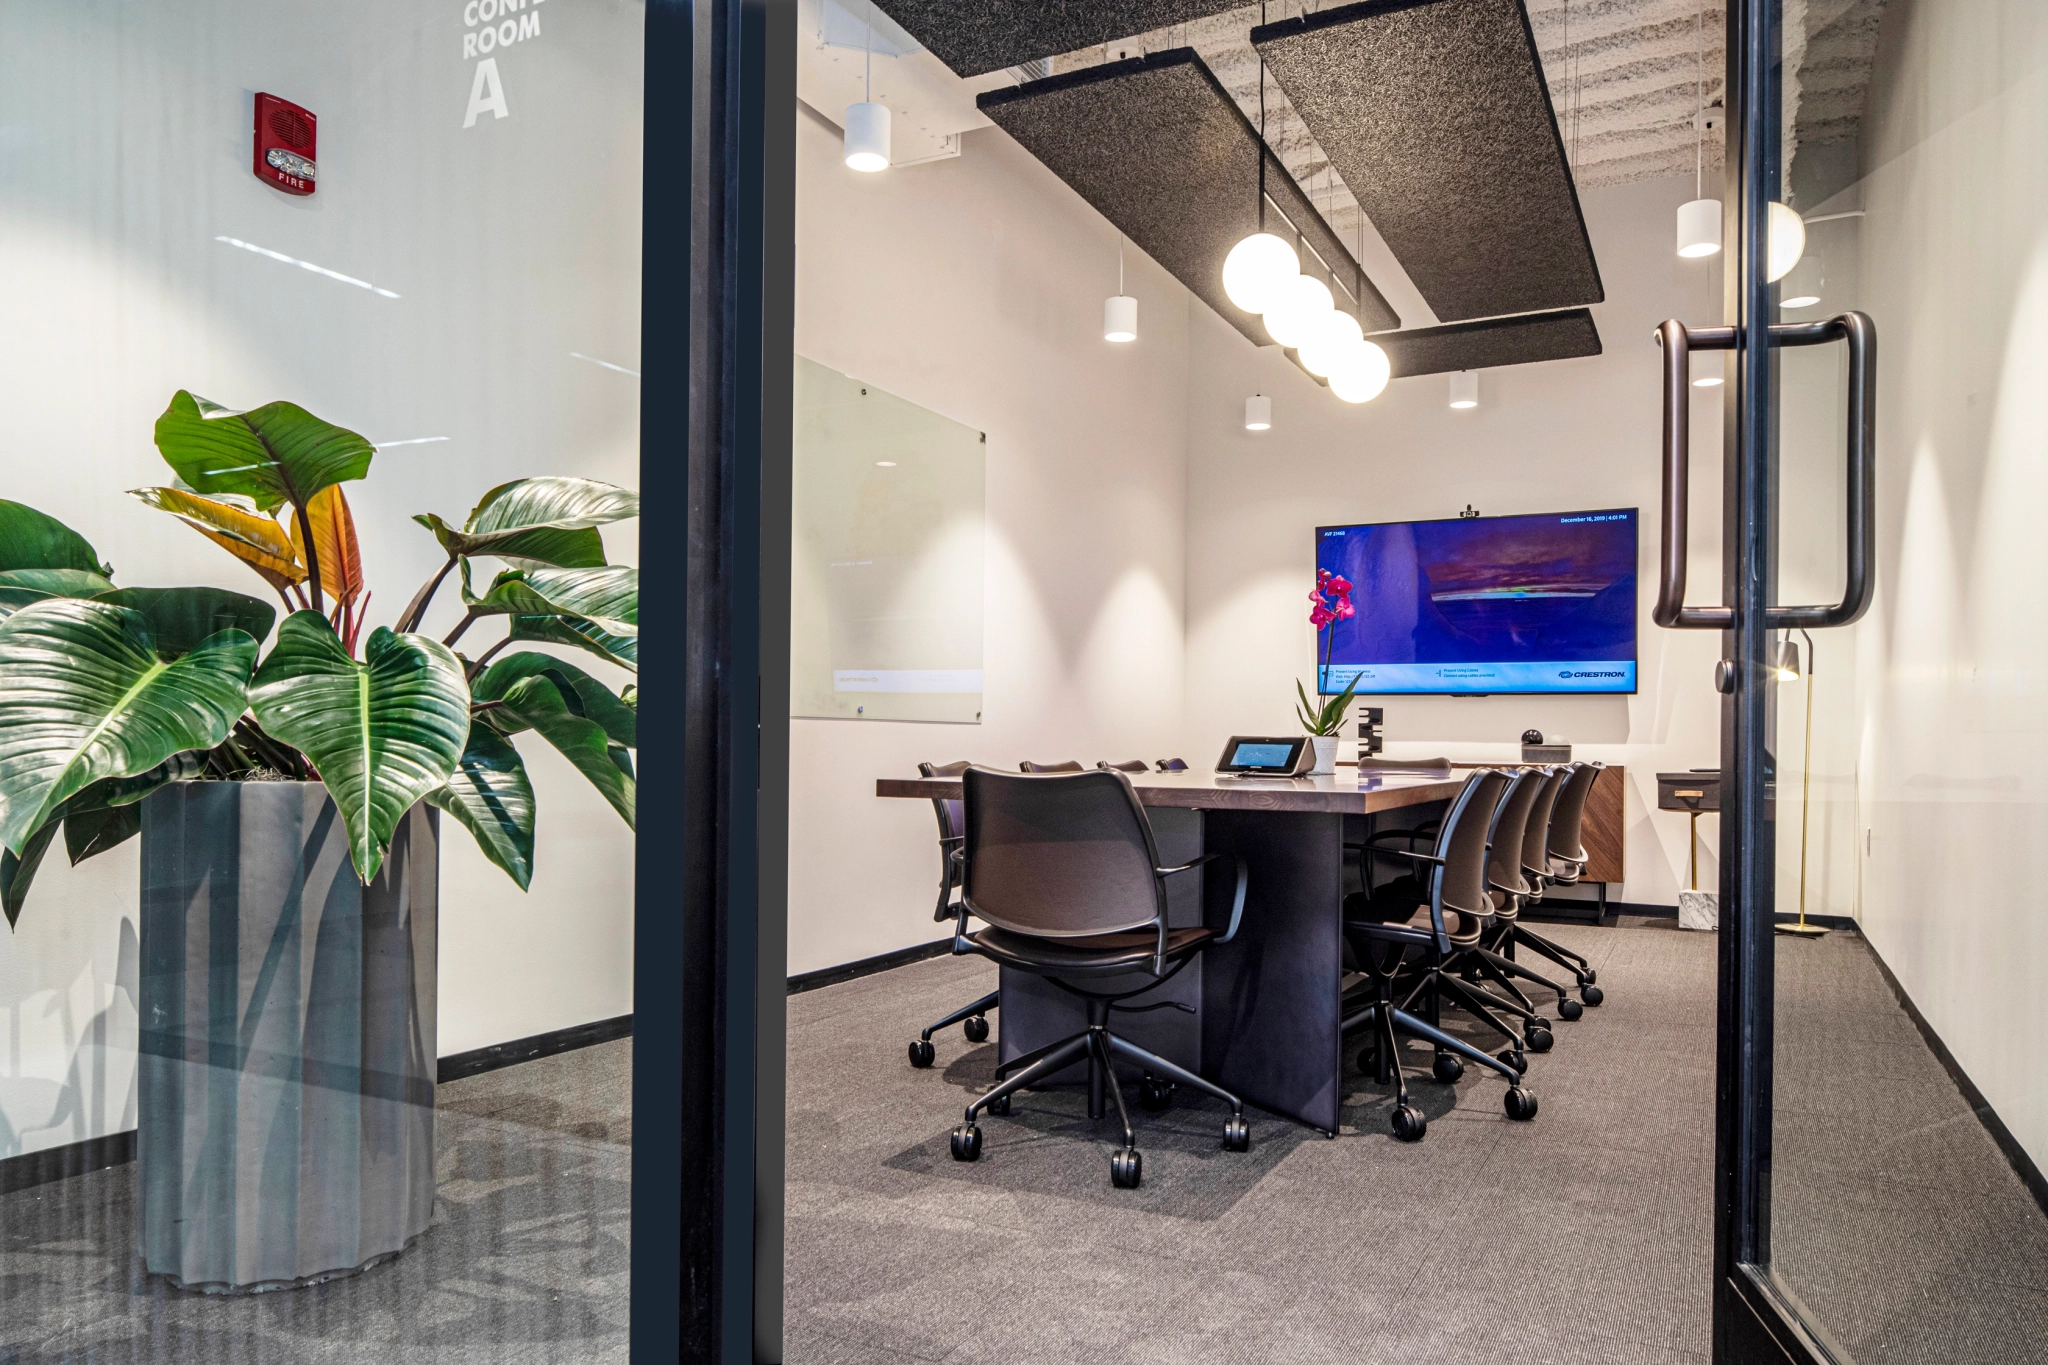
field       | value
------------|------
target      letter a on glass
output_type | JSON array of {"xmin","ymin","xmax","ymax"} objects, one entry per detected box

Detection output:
[{"xmin": 464, "ymin": 58, "xmax": 509, "ymax": 127}]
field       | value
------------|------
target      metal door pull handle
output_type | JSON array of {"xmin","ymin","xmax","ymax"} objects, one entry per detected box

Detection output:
[{"xmin": 1653, "ymin": 313, "xmax": 1877, "ymax": 631}]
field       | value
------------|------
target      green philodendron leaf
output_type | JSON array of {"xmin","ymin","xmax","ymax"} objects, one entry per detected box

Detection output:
[
  {"xmin": 507, "ymin": 613, "xmax": 639, "ymax": 673},
  {"xmin": 462, "ymin": 563, "xmax": 637, "ymax": 632},
  {"xmin": 0, "ymin": 569, "xmax": 117, "ymax": 597},
  {"xmin": 0, "ymin": 501, "xmax": 112, "ymax": 576},
  {"xmin": 64, "ymin": 801, "xmax": 141, "ymax": 865},
  {"xmin": 1, "ymin": 818, "xmax": 60, "ymax": 929},
  {"xmin": 415, "ymin": 477, "xmax": 638, "ymax": 568},
  {"xmin": 94, "ymin": 587, "xmax": 276, "ymax": 659},
  {"xmin": 472, "ymin": 651, "xmax": 636, "ymax": 747},
  {"xmin": 153, "ymin": 390, "xmax": 375, "ymax": 515},
  {"xmin": 249, "ymin": 612, "xmax": 470, "ymax": 884},
  {"xmin": 497, "ymin": 676, "xmax": 634, "ymax": 828},
  {"xmin": 0, "ymin": 600, "xmax": 256, "ymax": 857},
  {"xmin": 426, "ymin": 723, "xmax": 536, "ymax": 890}
]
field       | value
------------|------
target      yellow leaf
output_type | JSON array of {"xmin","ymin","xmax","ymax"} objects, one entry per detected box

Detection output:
[
  {"xmin": 131, "ymin": 486, "xmax": 305, "ymax": 592},
  {"xmin": 289, "ymin": 486, "xmax": 365, "ymax": 607}
]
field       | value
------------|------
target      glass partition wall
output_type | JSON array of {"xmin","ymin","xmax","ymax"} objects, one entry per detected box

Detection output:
[
  {"xmin": 1715, "ymin": 0, "xmax": 2048, "ymax": 1359},
  {"xmin": 0, "ymin": 1, "xmax": 644, "ymax": 1357}
]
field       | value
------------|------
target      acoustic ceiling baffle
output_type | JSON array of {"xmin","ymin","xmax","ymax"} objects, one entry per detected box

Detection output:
[
  {"xmin": 1377, "ymin": 309, "xmax": 1602, "ymax": 379},
  {"xmin": 978, "ymin": 49, "xmax": 1400, "ymax": 353},
  {"xmin": 1251, "ymin": 0, "xmax": 1605, "ymax": 324},
  {"xmin": 868, "ymin": 0, "xmax": 1248, "ymax": 79}
]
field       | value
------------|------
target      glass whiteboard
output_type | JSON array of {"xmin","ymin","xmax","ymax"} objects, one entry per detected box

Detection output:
[{"xmin": 791, "ymin": 356, "xmax": 984, "ymax": 723}]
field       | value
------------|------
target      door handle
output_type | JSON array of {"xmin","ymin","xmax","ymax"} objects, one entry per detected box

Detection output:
[{"xmin": 1652, "ymin": 311, "xmax": 1877, "ymax": 631}]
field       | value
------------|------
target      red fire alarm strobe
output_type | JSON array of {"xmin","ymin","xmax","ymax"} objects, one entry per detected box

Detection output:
[{"xmin": 254, "ymin": 93, "xmax": 317, "ymax": 195}]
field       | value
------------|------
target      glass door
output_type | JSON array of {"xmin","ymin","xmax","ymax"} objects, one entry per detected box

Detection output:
[{"xmin": 1694, "ymin": 1, "xmax": 2048, "ymax": 1361}]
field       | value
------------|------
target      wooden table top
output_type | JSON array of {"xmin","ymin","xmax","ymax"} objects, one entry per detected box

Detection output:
[{"xmin": 875, "ymin": 768, "xmax": 1465, "ymax": 815}]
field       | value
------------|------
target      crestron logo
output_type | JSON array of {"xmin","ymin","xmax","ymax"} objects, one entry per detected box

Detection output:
[{"xmin": 1560, "ymin": 670, "xmax": 1626, "ymax": 678}]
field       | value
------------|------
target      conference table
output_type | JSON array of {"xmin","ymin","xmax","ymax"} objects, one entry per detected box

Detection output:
[{"xmin": 875, "ymin": 768, "xmax": 1466, "ymax": 1135}]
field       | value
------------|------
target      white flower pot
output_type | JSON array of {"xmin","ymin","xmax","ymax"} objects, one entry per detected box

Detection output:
[{"xmin": 1309, "ymin": 736, "xmax": 1340, "ymax": 775}]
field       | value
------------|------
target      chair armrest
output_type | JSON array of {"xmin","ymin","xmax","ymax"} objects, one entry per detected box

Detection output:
[{"xmin": 1155, "ymin": 851, "xmax": 1250, "ymax": 946}]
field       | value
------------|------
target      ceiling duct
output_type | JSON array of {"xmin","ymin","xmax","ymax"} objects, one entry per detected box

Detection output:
[
  {"xmin": 1378, "ymin": 308, "xmax": 1601, "ymax": 378},
  {"xmin": 869, "ymin": 0, "xmax": 1249, "ymax": 78},
  {"xmin": 979, "ymin": 49, "xmax": 1400, "ymax": 348},
  {"xmin": 1252, "ymin": 0, "xmax": 1603, "ymax": 323}
]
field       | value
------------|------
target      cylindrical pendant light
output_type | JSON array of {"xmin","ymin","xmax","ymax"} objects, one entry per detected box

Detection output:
[
  {"xmin": 1677, "ymin": 197, "xmax": 1721, "ymax": 257},
  {"xmin": 1677, "ymin": 0, "xmax": 1720, "ymax": 258},
  {"xmin": 1449, "ymin": 371, "xmax": 1479, "ymax": 409},
  {"xmin": 843, "ymin": 4, "xmax": 890, "ymax": 172},
  {"xmin": 1781, "ymin": 254, "xmax": 1823, "ymax": 309},
  {"xmin": 844, "ymin": 103, "xmax": 890, "ymax": 172},
  {"xmin": 1245, "ymin": 394, "xmax": 1272, "ymax": 431},
  {"xmin": 1104, "ymin": 234, "xmax": 1137, "ymax": 341}
]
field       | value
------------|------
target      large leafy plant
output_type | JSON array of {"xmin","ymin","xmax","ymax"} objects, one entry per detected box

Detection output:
[{"xmin": 0, "ymin": 391, "xmax": 638, "ymax": 927}]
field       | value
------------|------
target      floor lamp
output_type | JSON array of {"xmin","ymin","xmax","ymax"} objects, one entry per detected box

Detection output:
[{"xmin": 1776, "ymin": 628, "xmax": 1828, "ymax": 939}]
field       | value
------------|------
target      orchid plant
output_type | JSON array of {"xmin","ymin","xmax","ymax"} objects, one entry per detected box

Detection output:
[
  {"xmin": 0, "ymin": 390, "xmax": 638, "ymax": 927},
  {"xmin": 1296, "ymin": 567, "xmax": 1361, "ymax": 736}
]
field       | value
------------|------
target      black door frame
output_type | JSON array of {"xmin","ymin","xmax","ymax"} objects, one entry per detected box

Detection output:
[
  {"xmin": 1710, "ymin": 1, "xmax": 1842, "ymax": 1360},
  {"xmin": 636, "ymin": 1, "xmax": 794, "ymax": 1361}
]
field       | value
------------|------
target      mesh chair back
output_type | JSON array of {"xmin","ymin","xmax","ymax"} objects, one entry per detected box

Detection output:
[
  {"xmin": 963, "ymin": 768, "xmax": 1165, "ymax": 937},
  {"xmin": 1485, "ymin": 768, "xmax": 1546, "ymax": 898},
  {"xmin": 1547, "ymin": 762, "xmax": 1602, "ymax": 869},
  {"xmin": 1098, "ymin": 759, "xmax": 1149, "ymax": 773},
  {"xmin": 1520, "ymin": 767, "xmax": 1570, "ymax": 881},
  {"xmin": 1437, "ymin": 769, "xmax": 1509, "ymax": 925},
  {"xmin": 919, "ymin": 760, "xmax": 970, "ymax": 844},
  {"xmin": 1019, "ymin": 759, "xmax": 1085, "ymax": 773}
]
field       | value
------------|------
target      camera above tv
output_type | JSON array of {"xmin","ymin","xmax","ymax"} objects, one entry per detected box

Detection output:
[{"xmin": 1315, "ymin": 507, "xmax": 1639, "ymax": 696}]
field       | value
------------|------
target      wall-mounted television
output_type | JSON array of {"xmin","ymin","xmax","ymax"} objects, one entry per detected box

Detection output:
[{"xmin": 1315, "ymin": 508, "xmax": 1639, "ymax": 695}]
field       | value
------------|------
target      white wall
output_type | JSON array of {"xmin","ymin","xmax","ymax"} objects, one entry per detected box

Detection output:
[
  {"xmin": 1815, "ymin": 0, "xmax": 2048, "ymax": 1168},
  {"xmin": 0, "ymin": 0, "xmax": 642, "ymax": 1158},
  {"xmin": 1183, "ymin": 175, "xmax": 1729, "ymax": 907},
  {"xmin": 788, "ymin": 106, "xmax": 1192, "ymax": 974}
]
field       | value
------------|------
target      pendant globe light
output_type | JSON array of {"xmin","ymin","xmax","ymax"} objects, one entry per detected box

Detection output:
[
  {"xmin": 1767, "ymin": 201, "xmax": 1807, "ymax": 281},
  {"xmin": 1298, "ymin": 308, "xmax": 1363, "ymax": 379},
  {"xmin": 1677, "ymin": 0, "xmax": 1719, "ymax": 257},
  {"xmin": 1264, "ymin": 272, "xmax": 1333, "ymax": 349},
  {"xmin": 844, "ymin": 3, "xmax": 890, "ymax": 172},
  {"xmin": 1222, "ymin": 62, "xmax": 1300, "ymax": 313},
  {"xmin": 1330, "ymin": 340, "xmax": 1390, "ymax": 404},
  {"xmin": 1104, "ymin": 235, "xmax": 1137, "ymax": 342}
]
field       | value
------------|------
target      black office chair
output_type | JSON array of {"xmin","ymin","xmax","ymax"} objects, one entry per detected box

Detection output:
[
  {"xmin": 1019, "ymin": 759, "xmax": 1085, "ymax": 773},
  {"xmin": 1510, "ymin": 762, "xmax": 1606, "ymax": 1005},
  {"xmin": 908, "ymin": 761, "xmax": 999, "ymax": 1068},
  {"xmin": 1097, "ymin": 759, "xmax": 1149, "ymax": 773},
  {"xmin": 1342, "ymin": 768, "xmax": 1538, "ymax": 1141},
  {"xmin": 1447, "ymin": 767, "xmax": 1584, "ymax": 1032},
  {"xmin": 945, "ymin": 767, "xmax": 1249, "ymax": 1188}
]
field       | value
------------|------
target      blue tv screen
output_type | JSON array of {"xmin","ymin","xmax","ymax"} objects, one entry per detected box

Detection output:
[{"xmin": 1315, "ymin": 508, "xmax": 1639, "ymax": 695}]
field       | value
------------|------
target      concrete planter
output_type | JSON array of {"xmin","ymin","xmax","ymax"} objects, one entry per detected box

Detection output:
[{"xmin": 137, "ymin": 781, "xmax": 438, "ymax": 1293}]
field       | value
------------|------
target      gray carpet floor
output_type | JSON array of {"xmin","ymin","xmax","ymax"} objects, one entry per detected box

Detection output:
[
  {"xmin": 0, "ymin": 1041, "xmax": 631, "ymax": 1364},
  {"xmin": 1771, "ymin": 931, "xmax": 2048, "ymax": 1364},
  {"xmin": 785, "ymin": 920, "xmax": 1718, "ymax": 1365}
]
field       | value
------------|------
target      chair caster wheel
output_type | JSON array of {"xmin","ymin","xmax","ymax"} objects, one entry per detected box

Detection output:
[
  {"xmin": 1223, "ymin": 1116, "xmax": 1250, "ymax": 1152},
  {"xmin": 1527, "ymin": 1026, "xmax": 1554, "ymax": 1053},
  {"xmin": 908, "ymin": 1039, "xmax": 936, "ymax": 1069},
  {"xmin": 1432, "ymin": 1053, "xmax": 1464, "ymax": 1084},
  {"xmin": 985, "ymin": 1093, "xmax": 1011, "ymax": 1117},
  {"xmin": 950, "ymin": 1124, "xmax": 983, "ymax": 1161},
  {"xmin": 1504, "ymin": 1087, "xmax": 1539, "ymax": 1121},
  {"xmin": 1391, "ymin": 1105, "xmax": 1428, "ymax": 1142},
  {"xmin": 1110, "ymin": 1148, "xmax": 1143, "ymax": 1188},
  {"xmin": 1558, "ymin": 998, "xmax": 1585, "ymax": 1021},
  {"xmin": 1499, "ymin": 1049, "xmax": 1529, "ymax": 1075},
  {"xmin": 1582, "ymin": 984, "xmax": 1605, "ymax": 1007},
  {"xmin": 962, "ymin": 1015, "xmax": 990, "ymax": 1043},
  {"xmin": 1139, "ymin": 1075, "xmax": 1175, "ymax": 1112}
]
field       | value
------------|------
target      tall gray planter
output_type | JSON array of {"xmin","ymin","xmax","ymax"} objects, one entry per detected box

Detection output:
[{"xmin": 138, "ymin": 781, "xmax": 438, "ymax": 1293}]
